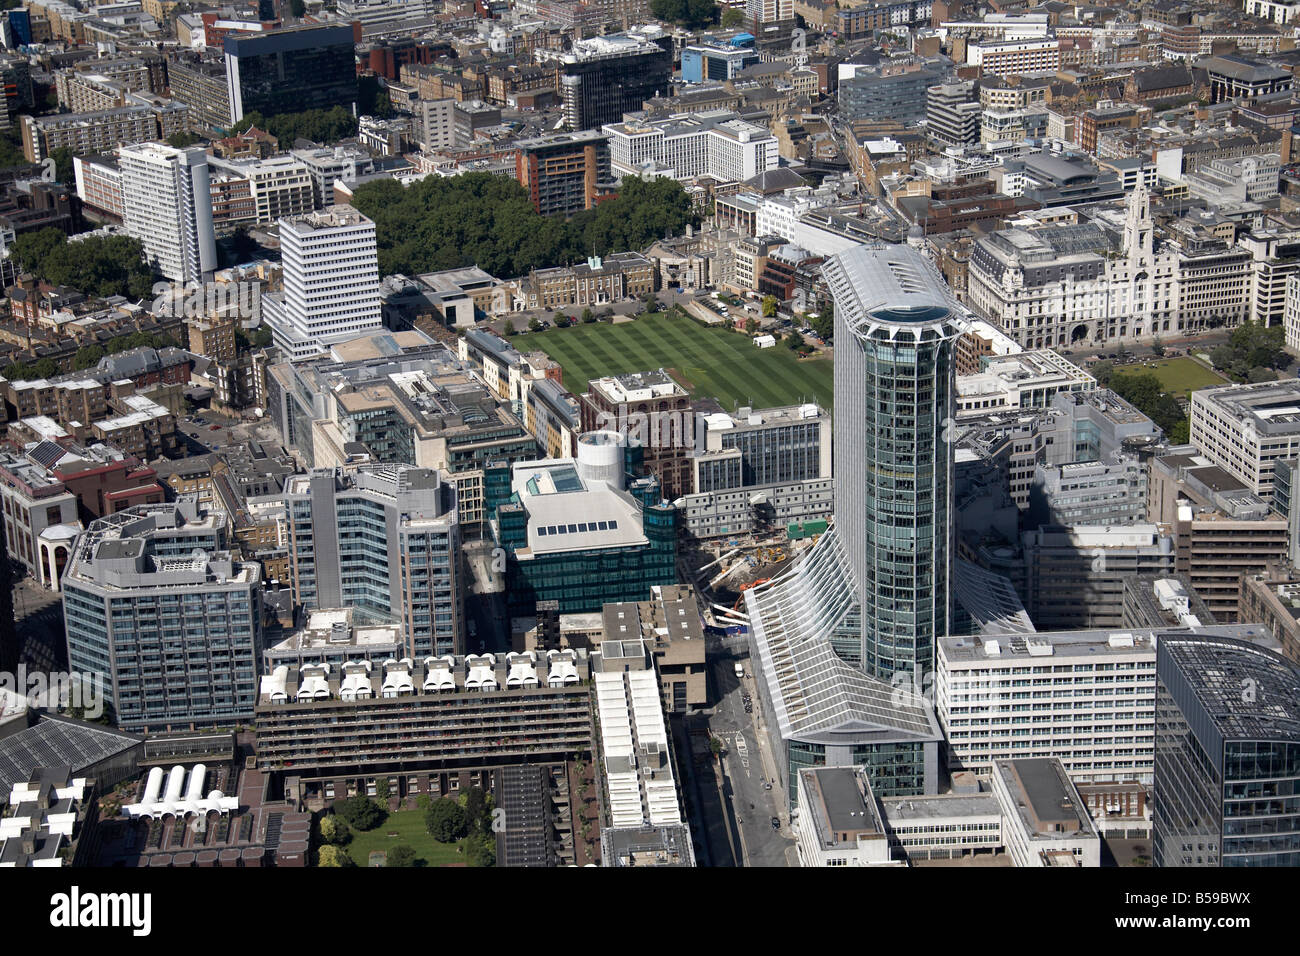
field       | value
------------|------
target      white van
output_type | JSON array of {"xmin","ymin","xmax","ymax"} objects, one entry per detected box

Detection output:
[{"xmin": 734, "ymin": 662, "xmax": 745, "ymax": 679}]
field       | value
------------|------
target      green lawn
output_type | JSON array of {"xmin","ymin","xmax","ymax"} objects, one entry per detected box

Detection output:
[
  {"xmin": 512, "ymin": 312, "xmax": 834, "ymax": 409},
  {"xmin": 1134, "ymin": 357, "xmax": 1228, "ymax": 397},
  {"xmin": 343, "ymin": 810, "xmax": 466, "ymax": 868}
]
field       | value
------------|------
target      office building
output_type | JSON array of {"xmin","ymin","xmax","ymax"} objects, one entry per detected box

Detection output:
[
  {"xmin": 825, "ymin": 243, "xmax": 966, "ymax": 679},
  {"xmin": 680, "ymin": 402, "xmax": 833, "ymax": 540},
  {"xmin": 262, "ymin": 206, "xmax": 382, "ymax": 362},
  {"xmin": 839, "ymin": 67, "xmax": 941, "ymax": 124},
  {"xmin": 1154, "ymin": 633, "xmax": 1300, "ymax": 866},
  {"xmin": 955, "ymin": 349, "xmax": 1095, "ymax": 420},
  {"xmin": 266, "ymin": 337, "xmax": 539, "ymax": 533},
  {"xmin": 1122, "ymin": 575, "xmax": 1216, "ymax": 630},
  {"xmin": 223, "ymin": 24, "xmax": 358, "ymax": 124},
  {"xmin": 744, "ymin": 526, "xmax": 944, "ymax": 806},
  {"xmin": 939, "ymin": 624, "xmax": 1264, "ymax": 786},
  {"xmin": 485, "ymin": 431, "xmax": 678, "ymax": 615},
  {"xmin": 604, "ymin": 110, "xmax": 778, "ymax": 184},
  {"xmin": 513, "ymin": 131, "xmax": 611, "ymax": 217},
  {"xmin": 206, "ymin": 153, "xmax": 315, "ymax": 227},
  {"xmin": 0, "ymin": 769, "xmax": 100, "ymax": 868},
  {"xmin": 538, "ymin": 32, "xmax": 673, "ymax": 131},
  {"xmin": 989, "ymin": 757, "xmax": 1100, "ymax": 867},
  {"xmin": 282, "ymin": 465, "xmax": 461, "ymax": 658},
  {"xmin": 61, "ymin": 501, "xmax": 263, "ymax": 732},
  {"xmin": 795, "ymin": 766, "xmax": 900, "ymax": 867},
  {"xmin": 599, "ymin": 584, "xmax": 707, "ymax": 713},
  {"xmin": 119, "ymin": 142, "xmax": 217, "ymax": 285},
  {"xmin": 1189, "ymin": 380, "xmax": 1300, "ymax": 503},
  {"xmin": 926, "ymin": 80, "xmax": 981, "ymax": 149},
  {"xmin": 680, "ymin": 44, "xmax": 760, "ymax": 83},
  {"xmin": 1148, "ymin": 447, "xmax": 1291, "ymax": 620},
  {"xmin": 580, "ymin": 370, "xmax": 692, "ymax": 502},
  {"xmin": 1021, "ymin": 525, "xmax": 1175, "ymax": 631}
]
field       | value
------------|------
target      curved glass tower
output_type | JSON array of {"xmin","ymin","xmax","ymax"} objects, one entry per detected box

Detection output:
[{"xmin": 822, "ymin": 245, "xmax": 967, "ymax": 681}]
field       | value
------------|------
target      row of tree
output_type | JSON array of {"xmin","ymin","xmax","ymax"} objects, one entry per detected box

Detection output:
[
  {"xmin": 349, "ymin": 173, "xmax": 699, "ymax": 280},
  {"xmin": 1207, "ymin": 321, "xmax": 1288, "ymax": 384},
  {"xmin": 229, "ymin": 105, "xmax": 358, "ymax": 146}
]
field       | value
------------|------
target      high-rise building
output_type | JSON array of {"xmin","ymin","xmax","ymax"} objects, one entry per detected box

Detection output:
[
  {"xmin": 513, "ymin": 130, "xmax": 611, "ymax": 217},
  {"xmin": 926, "ymin": 80, "xmax": 981, "ymax": 149},
  {"xmin": 824, "ymin": 244, "xmax": 965, "ymax": 679},
  {"xmin": 262, "ymin": 206, "xmax": 382, "ymax": 362},
  {"xmin": 538, "ymin": 32, "xmax": 672, "ymax": 132},
  {"xmin": 580, "ymin": 370, "xmax": 692, "ymax": 502},
  {"xmin": 283, "ymin": 464, "xmax": 462, "ymax": 659},
  {"xmin": 118, "ymin": 142, "xmax": 217, "ymax": 284},
  {"xmin": 61, "ymin": 501, "xmax": 263, "ymax": 731},
  {"xmin": 223, "ymin": 24, "xmax": 358, "ymax": 124},
  {"xmin": 1154, "ymin": 633, "xmax": 1300, "ymax": 866}
]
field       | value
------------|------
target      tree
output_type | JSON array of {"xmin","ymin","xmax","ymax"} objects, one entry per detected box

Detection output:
[
  {"xmin": 386, "ymin": 845, "xmax": 418, "ymax": 867},
  {"xmin": 167, "ymin": 131, "xmax": 203, "ymax": 149},
  {"xmin": 528, "ymin": 316, "xmax": 542, "ymax": 332},
  {"xmin": 649, "ymin": 0, "xmax": 716, "ymax": 26},
  {"xmin": 581, "ymin": 307, "xmax": 595, "ymax": 324},
  {"xmin": 459, "ymin": 786, "xmax": 488, "ymax": 833},
  {"xmin": 334, "ymin": 795, "xmax": 386, "ymax": 831},
  {"xmin": 9, "ymin": 227, "xmax": 157, "ymax": 300},
  {"xmin": 375, "ymin": 779, "xmax": 390, "ymax": 803},
  {"xmin": 1151, "ymin": 336, "xmax": 1165, "ymax": 357},
  {"xmin": 425, "ymin": 797, "xmax": 469, "ymax": 843},
  {"xmin": 1109, "ymin": 370, "xmax": 1187, "ymax": 441},
  {"xmin": 317, "ymin": 845, "xmax": 352, "ymax": 867},
  {"xmin": 319, "ymin": 815, "xmax": 351, "ymax": 846},
  {"xmin": 761, "ymin": 295, "xmax": 778, "ymax": 318},
  {"xmin": 554, "ymin": 311, "xmax": 569, "ymax": 327},
  {"xmin": 721, "ymin": 6, "xmax": 745, "ymax": 26},
  {"xmin": 643, "ymin": 293, "xmax": 659, "ymax": 313},
  {"xmin": 745, "ymin": 317, "xmax": 759, "ymax": 335},
  {"xmin": 465, "ymin": 831, "xmax": 495, "ymax": 867},
  {"xmin": 785, "ymin": 330, "xmax": 805, "ymax": 350},
  {"xmin": 49, "ymin": 147, "xmax": 74, "ymax": 186},
  {"xmin": 289, "ymin": 0, "xmax": 305, "ymax": 14},
  {"xmin": 72, "ymin": 344, "xmax": 104, "ymax": 371},
  {"xmin": 503, "ymin": 319, "xmax": 516, "ymax": 336},
  {"xmin": 809, "ymin": 311, "xmax": 833, "ymax": 342},
  {"xmin": 1091, "ymin": 360, "xmax": 1115, "ymax": 386}
]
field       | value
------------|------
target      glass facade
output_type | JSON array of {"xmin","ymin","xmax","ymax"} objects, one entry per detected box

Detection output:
[
  {"xmin": 226, "ymin": 26, "xmax": 359, "ymax": 122},
  {"xmin": 826, "ymin": 247, "xmax": 962, "ymax": 684},
  {"xmin": 1154, "ymin": 635, "xmax": 1300, "ymax": 866}
]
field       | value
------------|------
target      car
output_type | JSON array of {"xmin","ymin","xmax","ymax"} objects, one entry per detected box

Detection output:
[
  {"xmin": 209, "ymin": 424, "xmax": 221, "ymax": 431},
  {"xmin": 770, "ymin": 817, "xmax": 780, "ymax": 830},
  {"xmin": 763, "ymin": 782, "xmax": 773, "ymax": 791}
]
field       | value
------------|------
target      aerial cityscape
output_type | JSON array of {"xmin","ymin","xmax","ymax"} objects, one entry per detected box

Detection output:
[{"xmin": 0, "ymin": 0, "xmax": 1291, "ymax": 898}]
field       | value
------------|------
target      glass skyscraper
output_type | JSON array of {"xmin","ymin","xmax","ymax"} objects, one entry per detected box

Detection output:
[
  {"xmin": 823, "ymin": 244, "xmax": 965, "ymax": 681},
  {"xmin": 1154, "ymin": 634, "xmax": 1300, "ymax": 866}
]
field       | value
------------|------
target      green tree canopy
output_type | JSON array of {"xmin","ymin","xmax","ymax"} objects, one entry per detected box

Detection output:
[
  {"xmin": 230, "ymin": 106, "xmax": 358, "ymax": 145},
  {"xmin": 650, "ymin": 0, "xmax": 717, "ymax": 27},
  {"xmin": 9, "ymin": 227, "xmax": 157, "ymax": 300},
  {"xmin": 1109, "ymin": 370, "xmax": 1187, "ymax": 440},
  {"xmin": 425, "ymin": 797, "xmax": 468, "ymax": 843},
  {"xmin": 348, "ymin": 173, "xmax": 698, "ymax": 279},
  {"xmin": 334, "ymin": 796, "xmax": 386, "ymax": 831},
  {"xmin": 386, "ymin": 845, "xmax": 418, "ymax": 867}
]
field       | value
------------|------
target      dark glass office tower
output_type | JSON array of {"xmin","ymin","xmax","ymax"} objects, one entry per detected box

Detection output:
[
  {"xmin": 223, "ymin": 24, "xmax": 358, "ymax": 124},
  {"xmin": 542, "ymin": 34, "xmax": 672, "ymax": 131},
  {"xmin": 823, "ymin": 245, "xmax": 964, "ymax": 681},
  {"xmin": 1154, "ymin": 634, "xmax": 1300, "ymax": 867}
]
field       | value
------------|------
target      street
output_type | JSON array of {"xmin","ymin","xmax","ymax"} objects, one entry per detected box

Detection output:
[{"xmin": 701, "ymin": 643, "xmax": 796, "ymax": 867}]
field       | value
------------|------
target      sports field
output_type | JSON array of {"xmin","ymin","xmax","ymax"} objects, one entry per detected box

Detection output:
[{"xmin": 512, "ymin": 312, "xmax": 834, "ymax": 409}]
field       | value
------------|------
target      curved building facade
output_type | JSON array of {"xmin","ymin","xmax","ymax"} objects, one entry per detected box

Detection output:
[{"xmin": 823, "ymin": 245, "xmax": 967, "ymax": 680}]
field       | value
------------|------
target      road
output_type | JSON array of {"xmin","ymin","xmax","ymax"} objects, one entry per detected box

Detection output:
[{"xmin": 704, "ymin": 646, "xmax": 797, "ymax": 867}]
